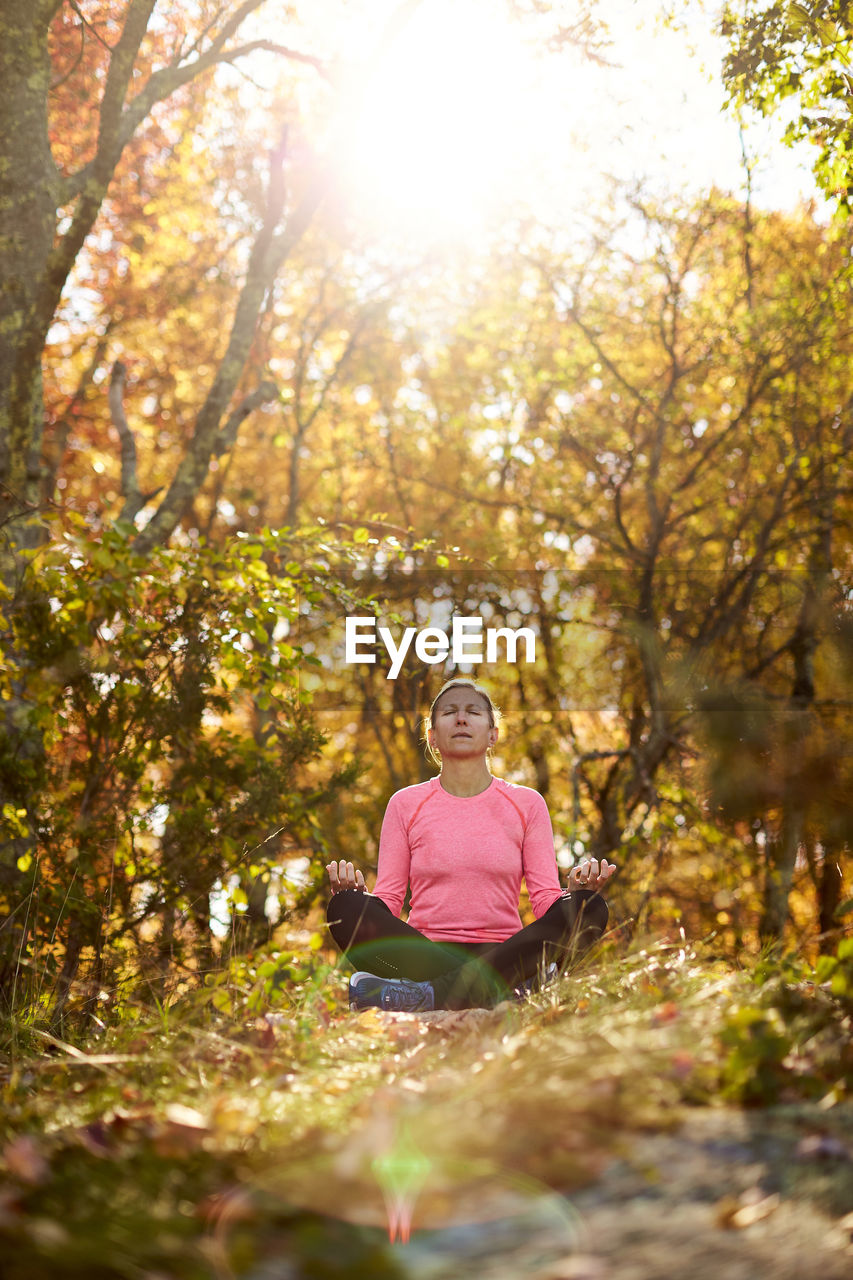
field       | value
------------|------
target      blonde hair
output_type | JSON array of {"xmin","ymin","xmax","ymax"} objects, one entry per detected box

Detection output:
[{"xmin": 423, "ymin": 679, "xmax": 502, "ymax": 766}]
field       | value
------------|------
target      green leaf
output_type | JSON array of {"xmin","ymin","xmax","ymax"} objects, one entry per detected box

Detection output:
[{"xmin": 786, "ymin": 3, "xmax": 811, "ymax": 35}]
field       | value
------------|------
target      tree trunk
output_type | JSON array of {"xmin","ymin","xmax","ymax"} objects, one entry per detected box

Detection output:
[
  {"xmin": 758, "ymin": 807, "xmax": 804, "ymax": 945},
  {"xmin": 0, "ymin": 1, "xmax": 61, "ymax": 523},
  {"xmin": 818, "ymin": 843, "xmax": 845, "ymax": 951},
  {"xmin": 50, "ymin": 917, "xmax": 86, "ymax": 1035}
]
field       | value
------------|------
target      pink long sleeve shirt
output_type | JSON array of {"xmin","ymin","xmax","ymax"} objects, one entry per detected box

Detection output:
[{"xmin": 371, "ymin": 775, "xmax": 564, "ymax": 943}]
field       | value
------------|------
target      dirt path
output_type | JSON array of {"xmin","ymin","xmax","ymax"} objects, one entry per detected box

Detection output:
[
  {"xmin": 388, "ymin": 1105, "xmax": 853, "ymax": 1280},
  {"xmin": 243, "ymin": 1101, "xmax": 852, "ymax": 1280}
]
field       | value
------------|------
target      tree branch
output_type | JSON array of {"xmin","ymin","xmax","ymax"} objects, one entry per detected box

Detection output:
[
  {"xmin": 42, "ymin": 0, "xmax": 157, "ymax": 329},
  {"xmin": 61, "ymin": 4, "xmax": 326, "ymax": 203},
  {"xmin": 216, "ymin": 39, "xmax": 329, "ymax": 77},
  {"xmin": 134, "ymin": 127, "xmax": 327, "ymax": 551},
  {"xmin": 40, "ymin": 0, "xmax": 66, "ymax": 27},
  {"xmin": 213, "ymin": 380, "xmax": 279, "ymax": 457},
  {"xmin": 43, "ymin": 320, "xmax": 115, "ymax": 496},
  {"xmin": 50, "ymin": 12, "xmax": 87, "ymax": 92},
  {"xmin": 69, "ymin": 1, "xmax": 116, "ymax": 52}
]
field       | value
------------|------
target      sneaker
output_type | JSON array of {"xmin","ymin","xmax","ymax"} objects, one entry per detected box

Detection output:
[
  {"xmin": 349, "ymin": 971, "xmax": 435, "ymax": 1012},
  {"xmin": 513, "ymin": 961, "xmax": 559, "ymax": 1001}
]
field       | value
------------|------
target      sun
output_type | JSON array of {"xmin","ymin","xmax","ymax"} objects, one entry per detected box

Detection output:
[
  {"xmin": 263, "ymin": 0, "xmax": 819, "ymax": 250},
  {"xmin": 332, "ymin": 0, "xmax": 585, "ymax": 240}
]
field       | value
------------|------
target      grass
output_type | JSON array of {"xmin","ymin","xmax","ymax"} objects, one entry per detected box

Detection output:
[{"xmin": 0, "ymin": 936, "xmax": 850, "ymax": 1278}]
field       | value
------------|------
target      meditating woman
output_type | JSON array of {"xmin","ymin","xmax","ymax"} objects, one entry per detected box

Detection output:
[{"xmin": 326, "ymin": 678, "xmax": 615, "ymax": 1011}]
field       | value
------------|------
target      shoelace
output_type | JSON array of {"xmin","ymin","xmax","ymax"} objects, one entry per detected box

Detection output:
[{"xmin": 381, "ymin": 981, "xmax": 431, "ymax": 1011}]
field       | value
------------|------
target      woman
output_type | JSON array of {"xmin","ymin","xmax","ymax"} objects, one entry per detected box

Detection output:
[{"xmin": 326, "ymin": 678, "xmax": 615, "ymax": 1011}]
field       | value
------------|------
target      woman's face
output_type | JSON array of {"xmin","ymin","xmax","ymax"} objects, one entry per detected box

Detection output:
[{"xmin": 429, "ymin": 688, "xmax": 497, "ymax": 761}]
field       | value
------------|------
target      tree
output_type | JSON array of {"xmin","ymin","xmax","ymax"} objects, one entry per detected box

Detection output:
[
  {"xmin": 721, "ymin": 0, "xmax": 853, "ymax": 209},
  {"xmin": 292, "ymin": 191, "xmax": 852, "ymax": 946},
  {"xmin": 1, "ymin": 1, "xmax": 341, "ymax": 548},
  {"xmin": 524, "ymin": 196, "xmax": 852, "ymax": 943},
  {"xmin": 0, "ymin": 2, "xmax": 334, "ymax": 1005},
  {"xmin": 1, "ymin": 519, "xmax": 376, "ymax": 1020}
]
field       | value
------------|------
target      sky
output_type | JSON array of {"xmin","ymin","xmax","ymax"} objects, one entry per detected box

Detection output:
[{"xmin": 274, "ymin": 0, "xmax": 826, "ymax": 247}]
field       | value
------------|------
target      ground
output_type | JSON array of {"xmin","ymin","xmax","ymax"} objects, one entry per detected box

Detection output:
[{"xmin": 1, "ymin": 940, "xmax": 851, "ymax": 1278}]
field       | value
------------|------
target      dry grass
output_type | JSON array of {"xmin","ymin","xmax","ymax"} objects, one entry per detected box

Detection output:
[{"xmin": 0, "ymin": 938, "xmax": 849, "ymax": 1278}]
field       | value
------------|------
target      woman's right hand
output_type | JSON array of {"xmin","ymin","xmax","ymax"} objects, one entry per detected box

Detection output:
[
  {"xmin": 568, "ymin": 857, "xmax": 617, "ymax": 892},
  {"xmin": 326, "ymin": 859, "xmax": 366, "ymax": 893}
]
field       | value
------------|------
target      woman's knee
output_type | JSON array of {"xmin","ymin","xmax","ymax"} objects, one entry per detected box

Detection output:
[
  {"xmin": 326, "ymin": 888, "xmax": 368, "ymax": 946},
  {"xmin": 326, "ymin": 889, "xmax": 392, "ymax": 951},
  {"xmin": 326, "ymin": 888, "xmax": 391, "ymax": 920},
  {"xmin": 571, "ymin": 888, "xmax": 608, "ymax": 932},
  {"xmin": 326, "ymin": 888, "xmax": 362, "ymax": 923},
  {"xmin": 549, "ymin": 888, "xmax": 609, "ymax": 942}
]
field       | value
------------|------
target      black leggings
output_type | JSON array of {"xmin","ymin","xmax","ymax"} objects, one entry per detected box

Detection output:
[{"xmin": 325, "ymin": 889, "xmax": 609, "ymax": 1010}]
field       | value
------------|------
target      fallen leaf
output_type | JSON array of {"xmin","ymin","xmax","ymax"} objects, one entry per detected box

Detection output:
[
  {"xmin": 716, "ymin": 1188, "xmax": 780, "ymax": 1229},
  {"xmin": 670, "ymin": 1050, "xmax": 694, "ymax": 1078},
  {"xmin": 210, "ymin": 1097, "xmax": 254, "ymax": 1136},
  {"xmin": 533, "ymin": 1255, "xmax": 609, "ymax": 1280},
  {"xmin": 74, "ymin": 1121, "xmax": 113, "ymax": 1158},
  {"xmin": 197, "ymin": 1185, "xmax": 256, "ymax": 1227},
  {"xmin": 3, "ymin": 1135, "xmax": 50, "ymax": 1185},
  {"xmin": 0, "ymin": 1187, "xmax": 23, "ymax": 1228},
  {"xmin": 353, "ymin": 1008, "xmax": 386, "ymax": 1032},
  {"xmin": 251, "ymin": 1017, "xmax": 277, "ymax": 1049},
  {"xmin": 153, "ymin": 1104, "xmax": 210, "ymax": 1158},
  {"xmin": 164, "ymin": 1103, "xmax": 207, "ymax": 1129},
  {"xmin": 26, "ymin": 1217, "xmax": 69, "ymax": 1249},
  {"xmin": 795, "ymin": 1133, "xmax": 851, "ymax": 1161},
  {"xmin": 651, "ymin": 1001, "xmax": 680, "ymax": 1025}
]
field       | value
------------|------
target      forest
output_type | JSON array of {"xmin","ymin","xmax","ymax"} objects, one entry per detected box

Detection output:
[{"xmin": 0, "ymin": 2, "xmax": 851, "ymax": 1277}]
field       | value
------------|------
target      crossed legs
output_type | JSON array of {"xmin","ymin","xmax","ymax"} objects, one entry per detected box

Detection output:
[{"xmin": 326, "ymin": 889, "xmax": 609, "ymax": 1009}]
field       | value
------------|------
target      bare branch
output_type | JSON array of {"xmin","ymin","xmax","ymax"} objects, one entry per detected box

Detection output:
[
  {"xmin": 95, "ymin": 0, "xmax": 158, "ymax": 165},
  {"xmin": 59, "ymin": 0, "xmax": 264, "ymax": 196},
  {"xmin": 286, "ymin": 314, "xmax": 370, "ymax": 523},
  {"xmin": 739, "ymin": 122, "xmax": 756, "ymax": 311}
]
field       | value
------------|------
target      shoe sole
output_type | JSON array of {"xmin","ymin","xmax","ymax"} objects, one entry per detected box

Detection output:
[
  {"xmin": 348, "ymin": 971, "xmax": 434, "ymax": 1013},
  {"xmin": 349, "ymin": 971, "xmax": 384, "ymax": 1012}
]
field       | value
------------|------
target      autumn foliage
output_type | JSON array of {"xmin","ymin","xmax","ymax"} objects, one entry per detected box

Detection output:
[{"xmin": 0, "ymin": 1, "xmax": 850, "ymax": 1033}]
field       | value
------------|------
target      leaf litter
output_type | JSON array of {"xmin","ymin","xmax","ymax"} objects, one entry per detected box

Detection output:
[{"xmin": 0, "ymin": 939, "xmax": 850, "ymax": 1278}]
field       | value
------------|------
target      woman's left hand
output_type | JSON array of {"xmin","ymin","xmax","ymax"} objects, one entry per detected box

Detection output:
[{"xmin": 568, "ymin": 858, "xmax": 616, "ymax": 891}]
